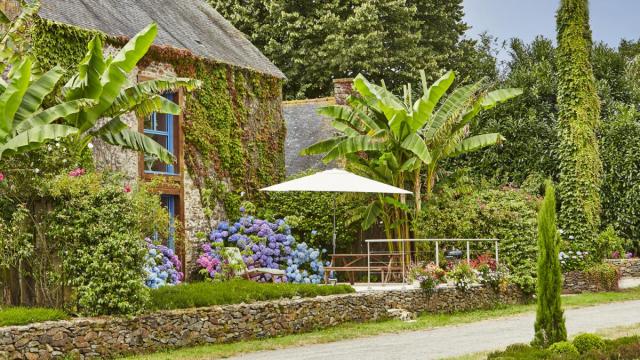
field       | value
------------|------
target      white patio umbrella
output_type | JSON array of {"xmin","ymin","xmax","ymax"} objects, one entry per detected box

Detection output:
[{"xmin": 260, "ymin": 168, "xmax": 412, "ymax": 253}]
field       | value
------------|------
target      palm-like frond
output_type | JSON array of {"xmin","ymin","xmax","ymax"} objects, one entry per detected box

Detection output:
[
  {"xmin": 15, "ymin": 66, "xmax": 65, "ymax": 122},
  {"xmin": 99, "ymin": 125, "xmax": 174, "ymax": 164},
  {"xmin": 106, "ymin": 78, "xmax": 200, "ymax": 116},
  {"xmin": 0, "ymin": 124, "xmax": 78, "ymax": 159}
]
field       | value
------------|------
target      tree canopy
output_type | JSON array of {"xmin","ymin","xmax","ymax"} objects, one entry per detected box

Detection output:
[{"xmin": 209, "ymin": 0, "xmax": 478, "ymax": 99}]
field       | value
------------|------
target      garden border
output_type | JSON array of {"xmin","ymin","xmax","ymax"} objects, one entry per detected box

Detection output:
[{"xmin": 0, "ymin": 285, "xmax": 528, "ymax": 359}]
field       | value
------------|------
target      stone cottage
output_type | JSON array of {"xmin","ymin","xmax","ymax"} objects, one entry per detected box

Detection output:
[{"xmin": 31, "ymin": 0, "xmax": 286, "ymax": 275}]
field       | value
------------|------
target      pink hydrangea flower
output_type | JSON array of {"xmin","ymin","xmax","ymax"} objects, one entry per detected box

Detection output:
[
  {"xmin": 124, "ymin": 184, "xmax": 132, "ymax": 193},
  {"xmin": 69, "ymin": 168, "xmax": 85, "ymax": 177},
  {"xmin": 0, "ymin": 172, "xmax": 4, "ymax": 182}
]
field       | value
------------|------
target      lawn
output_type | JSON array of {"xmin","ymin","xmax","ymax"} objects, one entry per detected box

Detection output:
[
  {"xmin": 122, "ymin": 287, "xmax": 640, "ymax": 360},
  {"xmin": 0, "ymin": 307, "xmax": 68, "ymax": 327},
  {"xmin": 148, "ymin": 280, "xmax": 355, "ymax": 310}
]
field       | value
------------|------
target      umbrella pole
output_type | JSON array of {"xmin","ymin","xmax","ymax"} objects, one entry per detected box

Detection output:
[{"xmin": 332, "ymin": 197, "xmax": 337, "ymax": 255}]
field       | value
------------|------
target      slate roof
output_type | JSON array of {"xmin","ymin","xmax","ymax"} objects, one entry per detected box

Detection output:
[
  {"xmin": 283, "ymin": 98, "xmax": 339, "ymax": 176},
  {"xmin": 38, "ymin": 0, "xmax": 285, "ymax": 78}
]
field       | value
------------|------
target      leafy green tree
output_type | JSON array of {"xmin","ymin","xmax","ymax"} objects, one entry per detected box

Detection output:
[
  {"xmin": 302, "ymin": 71, "xmax": 521, "ymax": 236},
  {"xmin": 209, "ymin": 0, "xmax": 473, "ymax": 99},
  {"xmin": 453, "ymin": 37, "xmax": 559, "ymax": 185},
  {"xmin": 532, "ymin": 181, "xmax": 567, "ymax": 348},
  {"xmin": 556, "ymin": 0, "xmax": 602, "ymax": 249}
]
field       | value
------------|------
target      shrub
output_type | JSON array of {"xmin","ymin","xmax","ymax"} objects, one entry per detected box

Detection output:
[
  {"xmin": 533, "ymin": 182, "xmax": 567, "ymax": 348},
  {"xmin": 46, "ymin": 173, "xmax": 167, "ymax": 315},
  {"xmin": 558, "ymin": 250, "xmax": 589, "ymax": 272},
  {"xmin": 415, "ymin": 180, "xmax": 540, "ymax": 293},
  {"xmin": 408, "ymin": 262, "xmax": 446, "ymax": 293},
  {"xmin": 149, "ymin": 280, "xmax": 354, "ymax": 310},
  {"xmin": 448, "ymin": 262, "xmax": 476, "ymax": 291},
  {"xmin": 573, "ymin": 333, "xmax": 605, "ymax": 354},
  {"xmin": 197, "ymin": 214, "xmax": 327, "ymax": 283},
  {"xmin": 584, "ymin": 263, "xmax": 620, "ymax": 292},
  {"xmin": 594, "ymin": 225, "xmax": 627, "ymax": 260},
  {"xmin": 548, "ymin": 341, "xmax": 579, "ymax": 356},
  {"xmin": 144, "ymin": 238, "xmax": 184, "ymax": 289}
]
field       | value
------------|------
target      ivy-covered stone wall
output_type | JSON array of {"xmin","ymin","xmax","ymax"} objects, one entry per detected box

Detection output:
[{"xmin": 28, "ymin": 18, "xmax": 286, "ymax": 275}]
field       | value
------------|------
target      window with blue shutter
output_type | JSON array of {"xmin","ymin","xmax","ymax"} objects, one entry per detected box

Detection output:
[{"xmin": 144, "ymin": 92, "xmax": 178, "ymax": 175}]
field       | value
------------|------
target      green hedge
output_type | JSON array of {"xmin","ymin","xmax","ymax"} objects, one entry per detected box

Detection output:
[
  {"xmin": 149, "ymin": 280, "xmax": 355, "ymax": 310},
  {"xmin": 0, "ymin": 307, "xmax": 68, "ymax": 327},
  {"xmin": 601, "ymin": 108, "xmax": 640, "ymax": 253},
  {"xmin": 415, "ymin": 181, "xmax": 540, "ymax": 292}
]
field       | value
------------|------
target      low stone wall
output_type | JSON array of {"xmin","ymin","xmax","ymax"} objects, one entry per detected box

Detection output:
[
  {"xmin": 0, "ymin": 285, "xmax": 527, "ymax": 359},
  {"xmin": 606, "ymin": 258, "xmax": 640, "ymax": 278},
  {"xmin": 563, "ymin": 270, "xmax": 619, "ymax": 294}
]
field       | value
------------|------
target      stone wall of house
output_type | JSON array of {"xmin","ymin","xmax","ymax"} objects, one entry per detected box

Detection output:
[
  {"xmin": 563, "ymin": 270, "xmax": 620, "ymax": 294},
  {"xmin": 605, "ymin": 258, "xmax": 640, "ymax": 277},
  {"xmin": 0, "ymin": 285, "xmax": 528, "ymax": 359}
]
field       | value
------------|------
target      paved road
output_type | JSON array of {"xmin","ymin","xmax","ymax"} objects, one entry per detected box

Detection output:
[{"xmin": 228, "ymin": 300, "xmax": 640, "ymax": 360}]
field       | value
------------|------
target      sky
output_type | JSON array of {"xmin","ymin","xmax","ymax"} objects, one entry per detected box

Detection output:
[{"xmin": 463, "ymin": 0, "xmax": 640, "ymax": 51}]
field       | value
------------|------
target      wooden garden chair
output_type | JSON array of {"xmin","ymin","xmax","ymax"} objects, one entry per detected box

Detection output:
[{"xmin": 224, "ymin": 247, "xmax": 287, "ymax": 282}]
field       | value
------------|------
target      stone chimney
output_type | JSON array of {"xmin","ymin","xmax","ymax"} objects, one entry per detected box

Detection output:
[{"xmin": 333, "ymin": 78, "xmax": 354, "ymax": 105}]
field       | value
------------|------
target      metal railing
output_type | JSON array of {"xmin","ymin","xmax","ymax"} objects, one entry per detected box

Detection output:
[{"xmin": 364, "ymin": 238, "xmax": 499, "ymax": 285}]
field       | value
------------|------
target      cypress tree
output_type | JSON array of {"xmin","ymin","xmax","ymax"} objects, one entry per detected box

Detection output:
[
  {"xmin": 556, "ymin": 0, "xmax": 602, "ymax": 249},
  {"xmin": 532, "ymin": 181, "xmax": 567, "ymax": 347}
]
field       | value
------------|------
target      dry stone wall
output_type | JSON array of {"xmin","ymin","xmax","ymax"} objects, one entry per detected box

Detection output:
[
  {"xmin": 0, "ymin": 285, "xmax": 528, "ymax": 359},
  {"xmin": 605, "ymin": 258, "xmax": 640, "ymax": 277}
]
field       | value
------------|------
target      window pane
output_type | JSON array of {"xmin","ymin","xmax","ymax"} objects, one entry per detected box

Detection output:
[
  {"xmin": 151, "ymin": 134, "xmax": 168, "ymax": 149},
  {"xmin": 156, "ymin": 113, "xmax": 168, "ymax": 132},
  {"xmin": 144, "ymin": 115, "xmax": 153, "ymax": 130}
]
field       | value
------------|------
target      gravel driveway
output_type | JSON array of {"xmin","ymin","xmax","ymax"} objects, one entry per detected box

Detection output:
[{"xmin": 228, "ymin": 300, "xmax": 640, "ymax": 360}]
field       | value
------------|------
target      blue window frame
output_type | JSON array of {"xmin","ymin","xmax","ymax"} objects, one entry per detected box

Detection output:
[
  {"xmin": 144, "ymin": 93, "xmax": 177, "ymax": 175},
  {"xmin": 160, "ymin": 194, "xmax": 178, "ymax": 250}
]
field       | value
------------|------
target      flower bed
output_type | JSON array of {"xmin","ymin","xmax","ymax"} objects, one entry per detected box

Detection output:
[{"xmin": 196, "ymin": 214, "xmax": 327, "ymax": 284}]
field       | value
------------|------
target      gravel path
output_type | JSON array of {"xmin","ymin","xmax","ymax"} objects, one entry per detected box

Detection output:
[{"xmin": 228, "ymin": 300, "xmax": 640, "ymax": 360}]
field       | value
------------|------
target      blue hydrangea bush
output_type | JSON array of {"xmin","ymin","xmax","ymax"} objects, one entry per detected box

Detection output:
[
  {"xmin": 144, "ymin": 238, "xmax": 184, "ymax": 289},
  {"xmin": 197, "ymin": 213, "xmax": 327, "ymax": 284}
]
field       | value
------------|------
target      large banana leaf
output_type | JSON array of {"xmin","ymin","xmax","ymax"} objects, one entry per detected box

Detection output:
[
  {"xmin": 400, "ymin": 133, "xmax": 431, "ymax": 164},
  {"xmin": 480, "ymin": 88, "xmax": 523, "ymax": 110},
  {"xmin": 99, "ymin": 126, "xmax": 174, "ymax": 164},
  {"xmin": 112, "ymin": 94, "xmax": 181, "ymax": 119},
  {"xmin": 106, "ymin": 78, "xmax": 200, "ymax": 116},
  {"xmin": 322, "ymin": 134, "xmax": 386, "ymax": 163},
  {"xmin": 64, "ymin": 36, "xmax": 106, "ymax": 103},
  {"xmin": 0, "ymin": 124, "xmax": 78, "ymax": 158},
  {"xmin": 446, "ymin": 133, "xmax": 505, "ymax": 158},
  {"xmin": 361, "ymin": 201, "xmax": 383, "ymax": 230},
  {"xmin": 14, "ymin": 66, "xmax": 65, "ymax": 122},
  {"xmin": 411, "ymin": 70, "xmax": 455, "ymax": 131},
  {"xmin": 346, "ymin": 96, "xmax": 387, "ymax": 130},
  {"xmin": 299, "ymin": 136, "xmax": 345, "ymax": 156},
  {"xmin": 0, "ymin": 59, "xmax": 31, "ymax": 140},
  {"xmin": 81, "ymin": 24, "xmax": 157, "ymax": 131},
  {"xmin": 15, "ymin": 99, "xmax": 95, "ymax": 133},
  {"xmin": 423, "ymin": 81, "xmax": 482, "ymax": 141},
  {"xmin": 353, "ymin": 74, "xmax": 408, "ymax": 137}
]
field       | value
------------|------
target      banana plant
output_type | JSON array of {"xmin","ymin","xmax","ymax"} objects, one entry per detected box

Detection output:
[
  {"xmin": 62, "ymin": 23, "xmax": 200, "ymax": 164},
  {"xmin": 0, "ymin": 58, "xmax": 94, "ymax": 159},
  {"xmin": 303, "ymin": 70, "xmax": 522, "ymax": 233}
]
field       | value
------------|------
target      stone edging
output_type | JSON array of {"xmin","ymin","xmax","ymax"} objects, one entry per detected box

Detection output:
[{"xmin": 0, "ymin": 285, "xmax": 528, "ymax": 359}]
